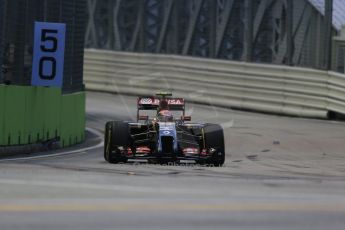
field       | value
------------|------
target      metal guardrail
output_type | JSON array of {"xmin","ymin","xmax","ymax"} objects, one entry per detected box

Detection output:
[{"xmin": 83, "ymin": 49, "xmax": 345, "ymax": 119}]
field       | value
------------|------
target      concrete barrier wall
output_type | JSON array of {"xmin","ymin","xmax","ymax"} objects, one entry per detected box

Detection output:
[
  {"xmin": 84, "ymin": 49, "xmax": 345, "ymax": 119},
  {"xmin": 0, "ymin": 85, "xmax": 85, "ymax": 147}
]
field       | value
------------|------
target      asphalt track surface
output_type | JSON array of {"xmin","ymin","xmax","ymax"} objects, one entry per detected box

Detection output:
[{"xmin": 0, "ymin": 91, "xmax": 345, "ymax": 230}]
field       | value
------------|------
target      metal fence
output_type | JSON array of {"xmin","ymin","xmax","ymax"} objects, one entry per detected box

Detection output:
[
  {"xmin": 332, "ymin": 35, "xmax": 345, "ymax": 73},
  {"xmin": 85, "ymin": 0, "xmax": 339, "ymax": 71},
  {"xmin": 0, "ymin": 0, "xmax": 87, "ymax": 93}
]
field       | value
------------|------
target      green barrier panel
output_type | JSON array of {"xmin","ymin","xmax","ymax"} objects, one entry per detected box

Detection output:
[
  {"xmin": 60, "ymin": 92, "xmax": 86, "ymax": 147},
  {"xmin": 0, "ymin": 85, "xmax": 85, "ymax": 148},
  {"xmin": 60, "ymin": 93, "xmax": 74, "ymax": 147},
  {"xmin": 76, "ymin": 92, "xmax": 86, "ymax": 142},
  {"xmin": 0, "ymin": 88, "xmax": 4, "ymax": 144},
  {"xmin": 25, "ymin": 87, "xmax": 43, "ymax": 144},
  {"xmin": 4, "ymin": 86, "xmax": 26, "ymax": 145},
  {"xmin": 44, "ymin": 88, "xmax": 61, "ymax": 141}
]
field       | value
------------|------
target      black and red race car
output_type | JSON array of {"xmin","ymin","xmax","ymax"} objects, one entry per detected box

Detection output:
[{"xmin": 104, "ymin": 92, "xmax": 225, "ymax": 166}]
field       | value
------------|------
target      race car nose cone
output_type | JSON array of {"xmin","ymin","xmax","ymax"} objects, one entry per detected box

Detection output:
[{"xmin": 159, "ymin": 123, "xmax": 175, "ymax": 137}]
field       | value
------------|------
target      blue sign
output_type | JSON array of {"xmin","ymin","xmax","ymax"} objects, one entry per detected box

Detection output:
[{"xmin": 31, "ymin": 22, "xmax": 66, "ymax": 87}]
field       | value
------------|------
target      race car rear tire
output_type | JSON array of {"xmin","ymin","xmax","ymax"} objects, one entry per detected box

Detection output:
[
  {"xmin": 203, "ymin": 124, "xmax": 225, "ymax": 167},
  {"xmin": 104, "ymin": 121, "xmax": 129, "ymax": 164}
]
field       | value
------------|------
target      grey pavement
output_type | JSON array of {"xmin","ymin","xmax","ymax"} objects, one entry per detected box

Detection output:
[{"xmin": 0, "ymin": 91, "xmax": 344, "ymax": 230}]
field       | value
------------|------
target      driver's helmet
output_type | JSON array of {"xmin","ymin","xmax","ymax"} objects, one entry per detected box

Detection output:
[
  {"xmin": 157, "ymin": 110, "xmax": 173, "ymax": 122},
  {"xmin": 159, "ymin": 99, "xmax": 169, "ymax": 110}
]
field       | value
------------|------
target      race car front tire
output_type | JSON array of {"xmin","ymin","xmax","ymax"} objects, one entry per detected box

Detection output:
[{"xmin": 104, "ymin": 121, "xmax": 129, "ymax": 164}]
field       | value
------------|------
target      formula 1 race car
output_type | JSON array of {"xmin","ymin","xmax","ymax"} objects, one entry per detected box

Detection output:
[{"xmin": 104, "ymin": 92, "xmax": 225, "ymax": 166}]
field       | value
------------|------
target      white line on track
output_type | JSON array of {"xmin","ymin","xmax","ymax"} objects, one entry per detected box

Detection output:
[
  {"xmin": 0, "ymin": 127, "xmax": 104, "ymax": 162},
  {"xmin": 0, "ymin": 178, "xmax": 207, "ymax": 194}
]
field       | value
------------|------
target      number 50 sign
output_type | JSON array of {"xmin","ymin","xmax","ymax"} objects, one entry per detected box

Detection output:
[{"xmin": 31, "ymin": 22, "xmax": 66, "ymax": 87}]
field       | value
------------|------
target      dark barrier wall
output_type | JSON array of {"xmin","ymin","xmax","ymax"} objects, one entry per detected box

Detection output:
[{"xmin": 0, "ymin": 0, "xmax": 86, "ymax": 93}]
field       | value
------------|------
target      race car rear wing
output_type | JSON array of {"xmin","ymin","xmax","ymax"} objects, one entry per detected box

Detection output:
[{"xmin": 137, "ymin": 97, "xmax": 185, "ymax": 111}]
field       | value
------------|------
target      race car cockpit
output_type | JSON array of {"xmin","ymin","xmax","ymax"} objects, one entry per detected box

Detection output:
[{"xmin": 157, "ymin": 110, "xmax": 174, "ymax": 122}]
